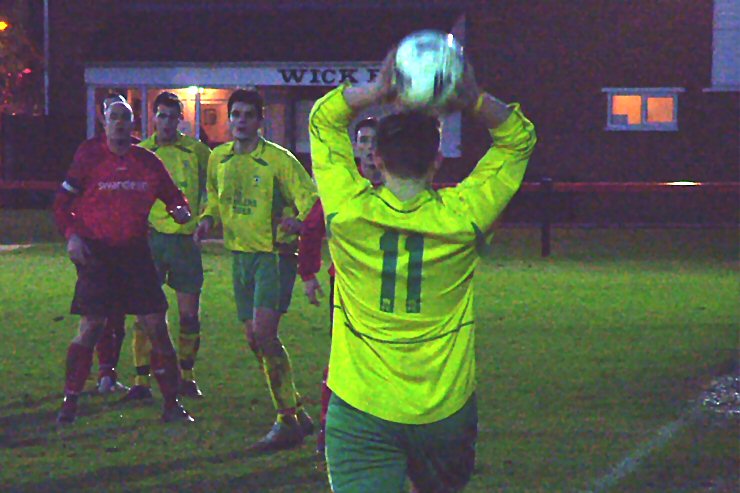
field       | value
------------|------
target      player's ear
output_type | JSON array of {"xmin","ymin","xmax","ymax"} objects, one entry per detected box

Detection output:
[
  {"xmin": 433, "ymin": 151, "xmax": 443, "ymax": 173},
  {"xmin": 373, "ymin": 152, "xmax": 386, "ymax": 173},
  {"xmin": 424, "ymin": 151, "xmax": 443, "ymax": 184}
]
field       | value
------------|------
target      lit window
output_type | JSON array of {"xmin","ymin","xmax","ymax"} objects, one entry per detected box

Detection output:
[
  {"xmin": 602, "ymin": 88, "xmax": 684, "ymax": 131},
  {"xmin": 611, "ymin": 95, "xmax": 641, "ymax": 125},
  {"xmin": 646, "ymin": 97, "xmax": 674, "ymax": 123}
]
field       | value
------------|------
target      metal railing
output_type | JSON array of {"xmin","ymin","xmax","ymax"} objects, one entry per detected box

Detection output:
[{"xmin": 2, "ymin": 178, "xmax": 738, "ymax": 256}]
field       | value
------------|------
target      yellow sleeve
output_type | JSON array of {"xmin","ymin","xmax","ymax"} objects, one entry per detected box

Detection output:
[
  {"xmin": 195, "ymin": 142, "xmax": 211, "ymax": 214},
  {"xmin": 308, "ymin": 85, "xmax": 370, "ymax": 215},
  {"xmin": 138, "ymin": 136, "xmax": 156, "ymax": 151},
  {"xmin": 442, "ymin": 104, "xmax": 536, "ymax": 233},
  {"xmin": 201, "ymin": 150, "xmax": 221, "ymax": 225},
  {"xmin": 276, "ymin": 151, "xmax": 318, "ymax": 222}
]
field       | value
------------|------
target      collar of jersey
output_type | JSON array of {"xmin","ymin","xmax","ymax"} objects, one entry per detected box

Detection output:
[
  {"xmin": 225, "ymin": 137, "xmax": 266, "ymax": 159},
  {"xmin": 373, "ymin": 186, "xmax": 435, "ymax": 213},
  {"xmin": 151, "ymin": 131, "xmax": 186, "ymax": 147}
]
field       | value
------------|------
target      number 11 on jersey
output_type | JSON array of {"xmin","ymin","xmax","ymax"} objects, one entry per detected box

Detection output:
[{"xmin": 380, "ymin": 231, "xmax": 424, "ymax": 314}]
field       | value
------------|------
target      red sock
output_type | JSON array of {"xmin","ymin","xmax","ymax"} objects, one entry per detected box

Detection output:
[
  {"xmin": 64, "ymin": 343, "xmax": 94, "ymax": 395},
  {"xmin": 318, "ymin": 365, "xmax": 332, "ymax": 451},
  {"xmin": 150, "ymin": 332, "xmax": 179, "ymax": 408},
  {"xmin": 96, "ymin": 311, "xmax": 125, "ymax": 380}
]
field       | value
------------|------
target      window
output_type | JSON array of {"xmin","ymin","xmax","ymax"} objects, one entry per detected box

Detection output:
[
  {"xmin": 602, "ymin": 88, "xmax": 684, "ymax": 131},
  {"xmin": 709, "ymin": 0, "xmax": 740, "ymax": 91}
]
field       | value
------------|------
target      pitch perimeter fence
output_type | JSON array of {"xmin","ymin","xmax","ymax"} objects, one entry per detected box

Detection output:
[{"xmin": 1, "ymin": 179, "xmax": 738, "ymax": 256}]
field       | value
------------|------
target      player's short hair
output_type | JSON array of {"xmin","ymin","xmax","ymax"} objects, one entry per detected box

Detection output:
[
  {"xmin": 376, "ymin": 111, "xmax": 440, "ymax": 179},
  {"xmin": 152, "ymin": 91, "xmax": 183, "ymax": 115},
  {"xmin": 99, "ymin": 93, "xmax": 126, "ymax": 116},
  {"xmin": 354, "ymin": 117, "xmax": 378, "ymax": 140},
  {"xmin": 227, "ymin": 88, "xmax": 264, "ymax": 119}
]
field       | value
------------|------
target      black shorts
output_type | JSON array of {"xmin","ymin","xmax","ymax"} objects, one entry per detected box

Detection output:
[{"xmin": 70, "ymin": 238, "xmax": 168, "ymax": 316}]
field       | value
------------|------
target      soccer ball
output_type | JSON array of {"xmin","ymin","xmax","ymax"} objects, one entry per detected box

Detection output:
[{"xmin": 393, "ymin": 30, "xmax": 464, "ymax": 109}]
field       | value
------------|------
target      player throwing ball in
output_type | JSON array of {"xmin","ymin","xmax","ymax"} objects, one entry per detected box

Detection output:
[
  {"xmin": 54, "ymin": 98, "xmax": 195, "ymax": 424},
  {"xmin": 309, "ymin": 50, "xmax": 536, "ymax": 491}
]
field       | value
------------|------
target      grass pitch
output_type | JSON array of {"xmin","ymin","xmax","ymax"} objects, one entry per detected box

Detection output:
[{"xmin": 0, "ymin": 220, "xmax": 737, "ymax": 492}]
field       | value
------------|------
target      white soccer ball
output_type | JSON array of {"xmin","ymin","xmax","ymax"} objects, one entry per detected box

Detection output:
[{"xmin": 393, "ymin": 30, "xmax": 464, "ymax": 109}]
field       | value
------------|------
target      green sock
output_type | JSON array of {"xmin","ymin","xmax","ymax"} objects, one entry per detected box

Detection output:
[{"xmin": 262, "ymin": 345, "xmax": 298, "ymax": 412}]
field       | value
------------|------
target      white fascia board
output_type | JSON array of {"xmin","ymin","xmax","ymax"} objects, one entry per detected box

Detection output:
[{"xmin": 85, "ymin": 62, "xmax": 382, "ymax": 87}]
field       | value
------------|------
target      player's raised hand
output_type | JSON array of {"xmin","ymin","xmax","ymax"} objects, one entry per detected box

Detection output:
[
  {"xmin": 345, "ymin": 47, "xmax": 398, "ymax": 111},
  {"xmin": 67, "ymin": 234, "xmax": 90, "ymax": 266},
  {"xmin": 439, "ymin": 60, "xmax": 481, "ymax": 115},
  {"xmin": 377, "ymin": 47, "xmax": 399, "ymax": 104},
  {"xmin": 303, "ymin": 277, "xmax": 324, "ymax": 306}
]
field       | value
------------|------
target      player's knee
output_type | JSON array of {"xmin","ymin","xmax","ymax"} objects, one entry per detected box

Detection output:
[
  {"xmin": 179, "ymin": 314, "xmax": 200, "ymax": 335},
  {"xmin": 139, "ymin": 316, "xmax": 169, "ymax": 343},
  {"xmin": 76, "ymin": 317, "xmax": 105, "ymax": 347}
]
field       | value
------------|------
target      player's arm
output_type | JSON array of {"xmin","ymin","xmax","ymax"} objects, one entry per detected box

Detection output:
[
  {"xmin": 54, "ymin": 145, "xmax": 92, "ymax": 264},
  {"xmin": 310, "ymin": 50, "xmax": 395, "ymax": 212},
  {"xmin": 53, "ymin": 170, "xmax": 82, "ymax": 241},
  {"xmin": 297, "ymin": 199, "xmax": 326, "ymax": 281},
  {"xmin": 194, "ymin": 151, "xmax": 220, "ymax": 243},
  {"xmin": 445, "ymin": 64, "xmax": 537, "ymax": 234},
  {"xmin": 297, "ymin": 200, "xmax": 326, "ymax": 306},
  {"xmin": 53, "ymin": 142, "xmax": 92, "ymax": 240},
  {"xmin": 196, "ymin": 142, "xmax": 211, "ymax": 214},
  {"xmin": 151, "ymin": 154, "xmax": 192, "ymax": 224},
  {"xmin": 308, "ymin": 86, "xmax": 370, "ymax": 215},
  {"xmin": 453, "ymin": 101, "xmax": 536, "ymax": 233},
  {"xmin": 200, "ymin": 152, "xmax": 220, "ymax": 225},
  {"xmin": 276, "ymin": 152, "xmax": 318, "ymax": 222}
]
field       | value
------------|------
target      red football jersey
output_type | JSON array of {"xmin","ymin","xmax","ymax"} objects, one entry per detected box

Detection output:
[
  {"xmin": 54, "ymin": 139, "xmax": 188, "ymax": 245},
  {"xmin": 297, "ymin": 198, "xmax": 330, "ymax": 281},
  {"xmin": 297, "ymin": 163, "xmax": 383, "ymax": 281}
]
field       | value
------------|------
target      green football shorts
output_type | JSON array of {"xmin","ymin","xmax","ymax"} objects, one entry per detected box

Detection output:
[
  {"xmin": 278, "ymin": 253, "xmax": 298, "ymax": 314},
  {"xmin": 148, "ymin": 229, "xmax": 204, "ymax": 294},
  {"xmin": 232, "ymin": 251, "xmax": 281, "ymax": 320},
  {"xmin": 326, "ymin": 393, "xmax": 478, "ymax": 493}
]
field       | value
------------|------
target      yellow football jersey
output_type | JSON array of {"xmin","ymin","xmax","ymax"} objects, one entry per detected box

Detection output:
[
  {"xmin": 310, "ymin": 85, "xmax": 536, "ymax": 424},
  {"xmin": 139, "ymin": 132, "xmax": 211, "ymax": 234},
  {"xmin": 201, "ymin": 138, "xmax": 317, "ymax": 253}
]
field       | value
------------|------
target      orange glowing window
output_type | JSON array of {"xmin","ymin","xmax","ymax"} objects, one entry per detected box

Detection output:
[
  {"xmin": 603, "ymin": 88, "xmax": 683, "ymax": 131},
  {"xmin": 611, "ymin": 95, "xmax": 642, "ymax": 125},
  {"xmin": 646, "ymin": 97, "xmax": 674, "ymax": 123}
]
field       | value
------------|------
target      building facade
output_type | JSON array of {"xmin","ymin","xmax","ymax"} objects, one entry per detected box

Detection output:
[{"xmin": 8, "ymin": 0, "xmax": 740, "ymax": 222}]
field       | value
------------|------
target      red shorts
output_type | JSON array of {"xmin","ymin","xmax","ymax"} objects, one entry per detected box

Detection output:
[{"xmin": 70, "ymin": 238, "xmax": 168, "ymax": 316}]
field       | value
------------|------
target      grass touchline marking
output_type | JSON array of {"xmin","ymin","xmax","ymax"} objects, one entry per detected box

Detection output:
[{"xmin": 586, "ymin": 404, "xmax": 704, "ymax": 493}]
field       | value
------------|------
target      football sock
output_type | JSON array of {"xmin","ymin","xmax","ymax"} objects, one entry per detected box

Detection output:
[
  {"xmin": 132, "ymin": 320, "xmax": 152, "ymax": 386},
  {"xmin": 178, "ymin": 315, "xmax": 200, "ymax": 378},
  {"xmin": 150, "ymin": 329, "xmax": 179, "ymax": 408},
  {"xmin": 247, "ymin": 336, "xmax": 263, "ymax": 365},
  {"xmin": 64, "ymin": 342, "xmax": 94, "ymax": 395},
  {"xmin": 134, "ymin": 366, "xmax": 151, "ymax": 387},
  {"xmin": 111, "ymin": 315, "xmax": 126, "ymax": 374},
  {"xmin": 262, "ymin": 344, "xmax": 298, "ymax": 413},
  {"xmin": 97, "ymin": 311, "xmax": 126, "ymax": 380},
  {"xmin": 277, "ymin": 407, "xmax": 298, "ymax": 425},
  {"xmin": 318, "ymin": 365, "xmax": 331, "ymax": 451},
  {"xmin": 295, "ymin": 392, "xmax": 305, "ymax": 414}
]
